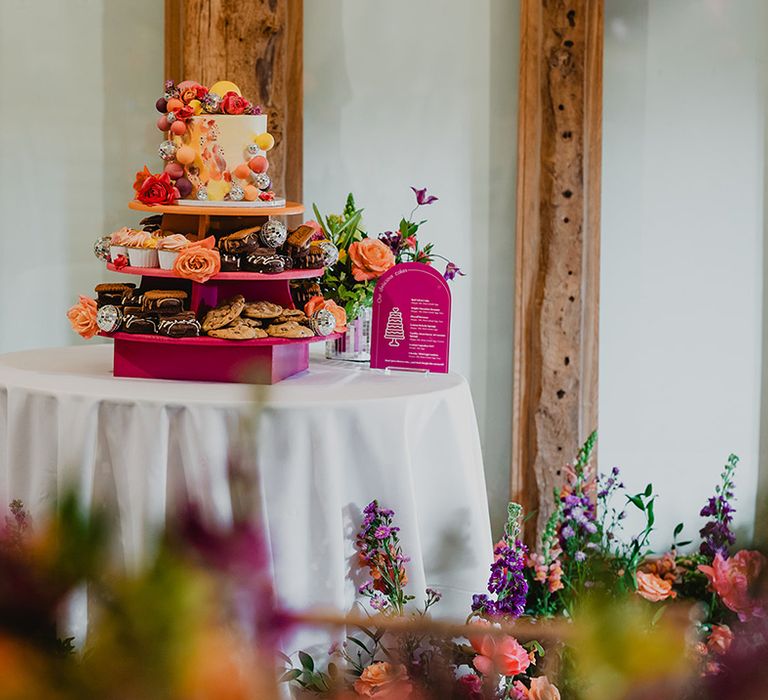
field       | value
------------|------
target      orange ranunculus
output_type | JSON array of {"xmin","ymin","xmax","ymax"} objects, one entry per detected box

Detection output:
[
  {"xmin": 354, "ymin": 662, "xmax": 412, "ymax": 698},
  {"xmin": 303, "ymin": 295, "xmax": 347, "ymax": 333},
  {"xmin": 707, "ymin": 624, "xmax": 734, "ymax": 656},
  {"xmin": 469, "ymin": 626, "xmax": 530, "ymax": 678},
  {"xmin": 641, "ymin": 551, "xmax": 679, "ymax": 584},
  {"xmin": 698, "ymin": 550, "xmax": 766, "ymax": 621},
  {"xmin": 348, "ymin": 238, "xmax": 395, "ymax": 282},
  {"xmin": 67, "ymin": 296, "xmax": 98, "ymax": 339},
  {"xmin": 636, "ymin": 571, "xmax": 676, "ymax": 603},
  {"xmin": 529, "ymin": 676, "xmax": 561, "ymax": 700},
  {"xmin": 174, "ymin": 236, "xmax": 220, "ymax": 283},
  {"xmin": 133, "ymin": 165, "xmax": 152, "ymax": 193}
]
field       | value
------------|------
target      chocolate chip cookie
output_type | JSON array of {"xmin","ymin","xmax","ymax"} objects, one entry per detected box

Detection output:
[
  {"xmin": 266, "ymin": 321, "xmax": 315, "ymax": 339},
  {"xmin": 201, "ymin": 295, "xmax": 246, "ymax": 332},
  {"xmin": 242, "ymin": 301, "xmax": 283, "ymax": 320}
]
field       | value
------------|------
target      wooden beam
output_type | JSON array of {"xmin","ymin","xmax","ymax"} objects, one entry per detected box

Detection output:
[
  {"xmin": 164, "ymin": 0, "xmax": 303, "ymax": 201},
  {"xmin": 511, "ymin": 0, "xmax": 603, "ymax": 542}
]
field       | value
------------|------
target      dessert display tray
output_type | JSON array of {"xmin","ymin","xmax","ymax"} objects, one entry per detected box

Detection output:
[
  {"xmin": 106, "ymin": 263, "xmax": 324, "ymax": 281},
  {"xmin": 101, "ymin": 331, "xmax": 339, "ymax": 384},
  {"xmin": 128, "ymin": 200, "xmax": 304, "ymax": 217}
]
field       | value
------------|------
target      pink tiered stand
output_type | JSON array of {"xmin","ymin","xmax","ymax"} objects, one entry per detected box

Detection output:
[{"xmin": 100, "ymin": 201, "xmax": 337, "ymax": 384}]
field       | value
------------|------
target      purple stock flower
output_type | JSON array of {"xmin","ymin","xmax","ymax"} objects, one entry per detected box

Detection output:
[
  {"xmin": 374, "ymin": 526, "xmax": 392, "ymax": 540},
  {"xmin": 443, "ymin": 262, "xmax": 465, "ymax": 281},
  {"xmin": 471, "ymin": 504, "xmax": 528, "ymax": 619},
  {"xmin": 574, "ymin": 551, "xmax": 586, "ymax": 562},
  {"xmin": 561, "ymin": 525, "xmax": 576, "ymax": 540},
  {"xmin": 411, "ymin": 186, "xmax": 439, "ymax": 206},
  {"xmin": 699, "ymin": 455, "xmax": 739, "ymax": 559}
]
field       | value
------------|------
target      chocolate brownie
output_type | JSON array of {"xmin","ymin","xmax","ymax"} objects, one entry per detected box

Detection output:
[
  {"xmin": 158, "ymin": 312, "xmax": 201, "ymax": 338},
  {"xmin": 219, "ymin": 253, "xmax": 241, "ymax": 272},
  {"xmin": 122, "ymin": 309, "xmax": 158, "ymax": 334},
  {"xmin": 242, "ymin": 249, "xmax": 291, "ymax": 274},
  {"xmin": 218, "ymin": 227, "xmax": 260, "ymax": 255},
  {"xmin": 94, "ymin": 283, "xmax": 135, "ymax": 307},
  {"xmin": 142, "ymin": 289, "xmax": 188, "ymax": 315}
]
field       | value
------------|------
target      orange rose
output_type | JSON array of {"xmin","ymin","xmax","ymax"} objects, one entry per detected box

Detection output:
[
  {"xmin": 348, "ymin": 238, "xmax": 395, "ymax": 282},
  {"xmin": 636, "ymin": 571, "xmax": 676, "ymax": 602},
  {"xmin": 67, "ymin": 296, "xmax": 98, "ymax": 339},
  {"xmin": 173, "ymin": 236, "xmax": 220, "ymax": 283},
  {"xmin": 529, "ymin": 676, "xmax": 561, "ymax": 700},
  {"xmin": 303, "ymin": 295, "xmax": 347, "ymax": 333},
  {"xmin": 353, "ymin": 662, "xmax": 412, "ymax": 698}
]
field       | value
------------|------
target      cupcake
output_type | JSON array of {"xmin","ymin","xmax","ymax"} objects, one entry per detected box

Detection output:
[
  {"xmin": 126, "ymin": 231, "xmax": 160, "ymax": 268},
  {"xmin": 109, "ymin": 227, "xmax": 134, "ymax": 260},
  {"xmin": 157, "ymin": 233, "xmax": 191, "ymax": 270}
]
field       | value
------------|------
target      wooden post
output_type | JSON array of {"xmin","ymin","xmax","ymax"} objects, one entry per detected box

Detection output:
[
  {"xmin": 511, "ymin": 0, "xmax": 603, "ymax": 542},
  {"xmin": 164, "ymin": 0, "xmax": 303, "ymax": 201}
]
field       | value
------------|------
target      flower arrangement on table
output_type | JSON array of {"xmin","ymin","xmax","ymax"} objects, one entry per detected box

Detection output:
[{"xmin": 310, "ymin": 187, "xmax": 464, "ymax": 321}]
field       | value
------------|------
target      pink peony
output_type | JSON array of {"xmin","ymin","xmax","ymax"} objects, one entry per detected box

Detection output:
[{"xmin": 698, "ymin": 550, "xmax": 766, "ymax": 622}]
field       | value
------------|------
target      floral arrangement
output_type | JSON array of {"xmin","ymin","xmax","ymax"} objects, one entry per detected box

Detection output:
[
  {"xmin": 312, "ymin": 187, "xmax": 463, "ymax": 321},
  {"xmin": 2, "ymin": 438, "xmax": 768, "ymax": 699},
  {"xmin": 133, "ymin": 165, "xmax": 181, "ymax": 206}
]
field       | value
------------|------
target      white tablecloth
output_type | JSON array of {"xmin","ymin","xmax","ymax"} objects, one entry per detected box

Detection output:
[{"xmin": 0, "ymin": 345, "xmax": 491, "ymax": 640}]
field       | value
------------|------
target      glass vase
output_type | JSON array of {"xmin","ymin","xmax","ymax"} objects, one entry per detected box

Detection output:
[{"xmin": 326, "ymin": 305, "xmax": 372, "ymax": 362}]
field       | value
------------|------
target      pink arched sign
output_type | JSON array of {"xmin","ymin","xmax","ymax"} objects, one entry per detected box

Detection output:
[{"xmin": 370, "ymin": 262, "xmax": 451, "ymax": 372}]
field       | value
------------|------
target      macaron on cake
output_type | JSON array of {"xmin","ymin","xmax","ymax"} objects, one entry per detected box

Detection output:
[{"xmin": 134, "ymin": 79, "xmax": 281, "ymax": 207}]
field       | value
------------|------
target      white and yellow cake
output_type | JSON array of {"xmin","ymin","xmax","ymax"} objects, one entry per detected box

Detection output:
[{"xmin": 144, "ymin": 79, "xmax": 281, "ymax": 206}]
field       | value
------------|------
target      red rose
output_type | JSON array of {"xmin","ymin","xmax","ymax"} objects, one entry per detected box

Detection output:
[
  {"xmin": 174, "ymin": 105, "xmax": 194, "ymax": 122},
  {"xmin": 195, "ymin": 85, "xmax": 208, "ymax": 100},
  {"xmin": 136, "ymin": 172, "xmax": 180, "ymax": 206},
  {"xmin": 222, "ymin": 91, "xmax": 246, "ymax": 115},
  {"xmin": 113, "ymin": 254, "xmax": 129, "ymax": 270}
]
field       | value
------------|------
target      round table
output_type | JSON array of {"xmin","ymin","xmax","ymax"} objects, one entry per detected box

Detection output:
[{"xmin": 0, "ymin": 345, "xmax": 492, "ymax": 642}]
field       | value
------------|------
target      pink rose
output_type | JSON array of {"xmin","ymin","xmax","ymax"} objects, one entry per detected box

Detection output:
[
  {"xmin": 699, "ymin": 550, "xmax": 766, "ymax": 621},
  {"xmin": 67, "ymin": 296, "xmax": 98, "ymax": 339},
  {"xmin": 470, "ymin": 627, "xmax": 531, "ymax": 677},
  {"xmin": 348, "ymin": 238, "xmax": 395, "ymax": 282},
  {"xmin": 707, "ymin": 624, "xmax": 734, "ymax": 656},
  {"xmin": 636, "ymin": 570, "xmax": 676, "ymax": 602}
]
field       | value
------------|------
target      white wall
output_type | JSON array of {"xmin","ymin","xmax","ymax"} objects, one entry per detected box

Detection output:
[
  {"xmin": 600, "ymin": 0, "xmax": 765, "ymax": 549},
  {"xmin": 0, "ymin": 0, "xmax": 162, "ymax": 352},
  {"xmin": 304, "ymin": 0, "xmax": 519, "ymax": 530}
]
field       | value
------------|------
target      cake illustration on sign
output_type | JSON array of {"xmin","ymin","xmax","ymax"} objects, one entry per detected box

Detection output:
[{"xmin": 384, "ymin": 307, "xmax": 405, "ymax": 347}]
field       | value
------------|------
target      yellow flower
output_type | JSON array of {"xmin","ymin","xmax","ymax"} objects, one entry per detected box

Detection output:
[{"xmin": 338, "ymin": 248, "xmax": 347, "ymax": 263}]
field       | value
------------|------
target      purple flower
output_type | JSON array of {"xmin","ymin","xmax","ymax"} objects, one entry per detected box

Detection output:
[
  {"xmin": 699, "ymin": 454, "xmax": 739, "ymax": 559},
  {"xmin": 411, "ymin": 186, "xmax": 439, "ymax": 206},
  {"xmin": 574, "ymin": 551, "xmax": 586, "ymax": 562},
  {"xmin": 374, "ymin": 525, "xmax": 392, "ymax": 540},
  {"xmin": 378, "ymin": 231, "xmax": 402, "ymax": 254},
  {"xmin": 471, "ymin": 505, "xmax": 528, "ymax": 619},
  {"xmin": 443, "ymin": 262, "xmax": 465, "ymax": 281},
  {"xmin": 561, "ymin": 525, "xmax": 575, "ymax": 539}
]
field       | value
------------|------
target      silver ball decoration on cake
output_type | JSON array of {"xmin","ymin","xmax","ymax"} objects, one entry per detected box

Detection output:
[
  {"xmin": 246, "ymin": 143, "xmax": 260, "ymax": 157},
  {"xmin": 203, "ymin": 92, "xmax": 222, "ymax": 113},
  {"xmin": 196, "ymin": 186, "xmax": 208, "ymax": 201},
  {"xmin": 96, "ymin": 305, "xmax": 123, "ymax": 334},
  {"xmin": 166, "ymin": 111, "xmax": 177, "ymax": 123},
  {"xmin": 316, "ymin": 240, "xmax": 340, "ymax": 267},
  {"xmin": 253, "ymin": 172, "xmax": 271, "ymax": 191},
  {"xmin": 259, "ymin": 219, "xmax": 287, "ymax": 248},
  {"xmin": 310, "ymin": 308, "xmax": 337, "ymax": 337},
  {"xmin": 93, "ymin": 235, "xmax": 112, "ymax": 261},
  {"xmin": 229, "ymin": 184, "xmax": 245, "ymax": 201},
  {"xmin": 158, "ymin": 140, "xmax": 177, "ymax": 161}
]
